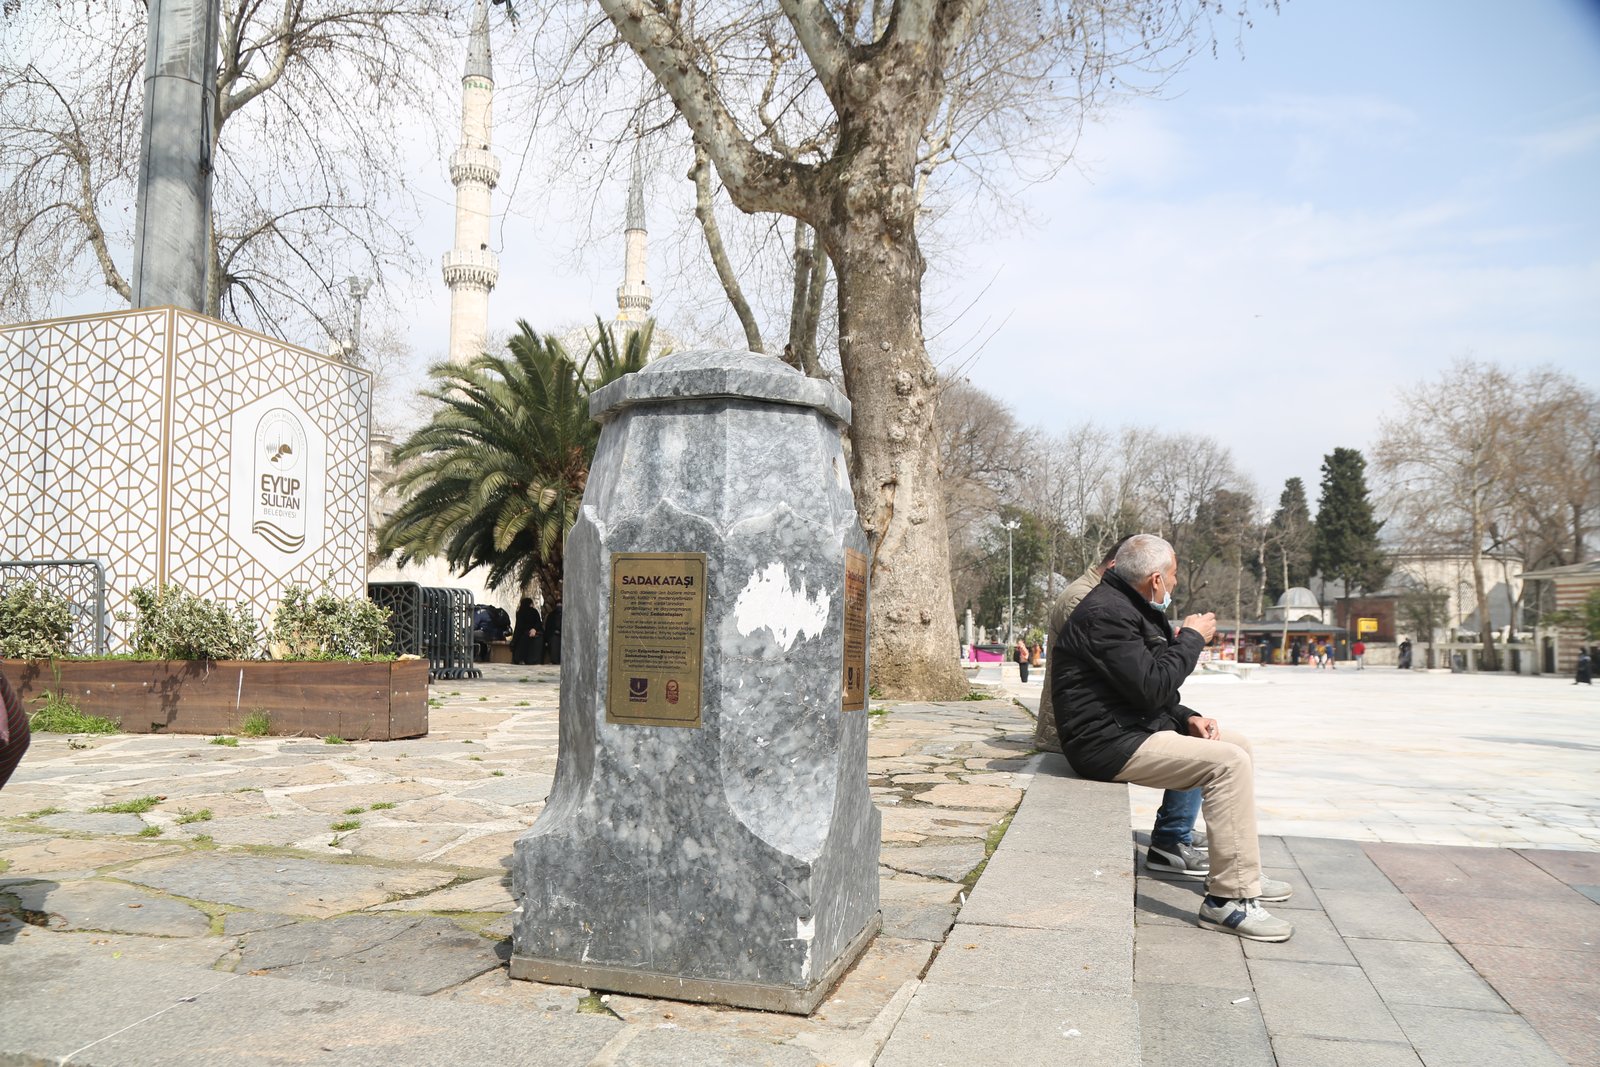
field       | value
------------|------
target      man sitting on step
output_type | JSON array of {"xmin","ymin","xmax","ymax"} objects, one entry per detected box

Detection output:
[{"xmin": 1051, "ymin": 533, "xmax": 1295, "ymax": 943}]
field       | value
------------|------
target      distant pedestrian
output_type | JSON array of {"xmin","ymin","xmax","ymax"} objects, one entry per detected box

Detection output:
[
  {"xmin": 1577, "ymin": 649, "xmax": 1593, "ymax": 686},
  {"xmin": 512, "ymin": 597, "xmax": 542, "ymax": 666},
  {"xmin": 544, "ymin": 601, "xmax": 562, "ymax": 664},
  {"xmin": 1398, "ymin": 639, "xmax": 1413, "ymax": 670},
  {"xmin": 1015, "ymin": 637, "xmax": 1030, "ymax": 684},
  {"xmin": 1352, "ymin": 639, "xmax": 1365, "ymax": 670}
]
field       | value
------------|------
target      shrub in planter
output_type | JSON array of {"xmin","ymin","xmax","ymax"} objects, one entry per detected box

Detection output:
[
  {"xmin": 124, "ymin": 584, "xmax": 260, "ymax": 660},
  {"xmin": 267, "ymin": 586, "xmax": 395, "ymax": 660},
  {"xmin": 0, "ymin": 580, "xmax": 72, "ymax": 658}
]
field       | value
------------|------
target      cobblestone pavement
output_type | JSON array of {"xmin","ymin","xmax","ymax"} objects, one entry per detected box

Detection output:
[{"xmin": 0, "ymin": 665, "xmax": 1033, "ymax": 1062}]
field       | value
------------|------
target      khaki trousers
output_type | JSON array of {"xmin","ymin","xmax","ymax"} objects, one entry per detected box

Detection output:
[{"xmin": 1113, "ymin": 727, "xmax": 1262, "ymax": 899}]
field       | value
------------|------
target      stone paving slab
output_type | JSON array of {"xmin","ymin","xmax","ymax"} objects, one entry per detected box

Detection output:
[
  {"xmin": 877, "ymin": 985, "xmax": 1141, "ymax": 1067},
  {"xmin": 1268, "ymin": 1035, "xmax": 1423, "ymax": 1067},
  {"xmin": 1247, "ymin": 958, "xmax": 1407, "ymax": 1043},
  {"xmin": 955, "ymin": 846, "xmax": 1133, "ymax": 930},
  {"xmin": 1135, "ymin": 983, "xmax": 1274, "ymax": 1067},
  {"xmin": 5, "ymin": 952, "xmax": 624, "ymax": 1067},
  {"xmin": 1315, "ymin": 886, "xmax": 1446, "ymax": 942},
  {"xmin": 1133, "ymin": 923, "xmax": 1251, "ymax": 989},
  {"xmin": 116, "ymin": 851, "xmax": 457, "ymax": 915},
  {"xmin": 4, "ymin": 878, "xmax": 213, "ymax": 936},
  {"xmin": 1390, "ymin": 1003, "xmax": 1572, "ymax": 1067},
  {"xmin": 1345, "ymin": 937, "xmax": 1510, "ymax": 1013},
  {"xmin": 235, "ymin": 913, "xmax": 507, "ymax": 994},
  {"xmin": 925, "ymin": 921, "xmax": 1130, "ymax": 994}
]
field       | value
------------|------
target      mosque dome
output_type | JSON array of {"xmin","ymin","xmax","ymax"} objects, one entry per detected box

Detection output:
[{"xmin": 1277, "ymin": 587, "xmax": 1320, "ymax": 611}]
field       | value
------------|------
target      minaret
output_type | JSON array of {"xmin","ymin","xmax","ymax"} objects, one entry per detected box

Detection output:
[
  {"xmin": 616, "ymin": 143, "xmax": 651, "ymax": 323},
  {"xmin": 442, "ymin": 0, "xmax": 500, "ymax": 364}
]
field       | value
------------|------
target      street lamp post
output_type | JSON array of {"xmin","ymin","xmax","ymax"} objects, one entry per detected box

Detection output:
[
  {"xmin": 1003, "ymin": 519, "xmax": 1020, "ymax": 645},
  {"xmin": 345, "ymin": 276, "xmax": 372, "ymax": 364}
]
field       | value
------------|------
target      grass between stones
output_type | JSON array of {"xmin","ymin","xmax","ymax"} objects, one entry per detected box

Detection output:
[
  {"xmin": 91, "ymin": 795, "xmax": 163, "ymax": 814},
  {"xmin": 23, "ymin": 807, "xmax": 63, "ymax": 819},
  {"xmin": 175, "ymin": 809, "xmax": 214, "ymax": 825},
  {"xmin": 330, "ymin": 819, "xmax": 361, "ymax": 832},
  {"xmin": 369, "ymin": 802, "xmax": 396, "ymax": 810},
  {"xmin": 239, "ymin": 710, "xmax": 271, "ymax": 737},
  {"xmin": 960, "ymin": 808, "xmax": 1017, "ymax": 891},
  {"xmin": 209, "ymin": 736, "xmax": 239, "ymax": 747},
  {"xmin": 577, "ymin": 993, "xmax": 620, "ymax": 1018},
  {"xmin": 138, "ymin": 825, "xmax": 163, "ymax": 837}
]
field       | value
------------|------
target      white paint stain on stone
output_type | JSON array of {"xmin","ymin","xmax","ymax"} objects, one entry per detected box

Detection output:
[
  {"xmin": 733, "ymin": 562, "xmax": 830, "ymax": 651},
  {"xmin": 796, "ymin": 915, "xmax": 816, "ymax": 980}
]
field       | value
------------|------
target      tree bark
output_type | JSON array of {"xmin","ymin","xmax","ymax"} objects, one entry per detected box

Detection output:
[
  {"xmin": 597, "ymin": 0, "xmax": 970, "ymax": 699},
  {"xmin": 817, "ymin": 136, "xmax": 965, "ymax": 699},
  {"xmin": 690, "ymin": 145, "xmax": 764, "ymax": 353}
]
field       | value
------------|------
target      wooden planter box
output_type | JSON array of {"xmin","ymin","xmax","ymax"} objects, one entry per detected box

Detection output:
[{"xmin": 1, "ymin": 657, "xmax": 429, "ymax": 740}]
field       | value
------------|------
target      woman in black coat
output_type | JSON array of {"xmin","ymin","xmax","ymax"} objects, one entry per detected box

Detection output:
[{"xmin": 512, "ymin": 597, "xmax": 542, "ymax": 666}]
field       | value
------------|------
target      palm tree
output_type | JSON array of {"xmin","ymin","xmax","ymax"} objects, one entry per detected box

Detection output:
[{"xmin": 375, "ymin": 319, "xmax": 655, "ymax": 598}]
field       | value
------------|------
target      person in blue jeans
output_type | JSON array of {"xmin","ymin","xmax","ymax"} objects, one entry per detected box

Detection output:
[{"xmin": 1148, "ymin": 787, "xmax": 1208, "ymax": 876}]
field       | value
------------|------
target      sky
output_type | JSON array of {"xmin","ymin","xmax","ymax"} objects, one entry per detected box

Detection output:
[
  {"xmin": 939, "ymin": 0, "xmax": 1600, "ymax": 499},
  {"xmin": 32, "ymin": 0, "xmax": 1600, "ymax": 506},
  {"xmin": 386, "ymin": 0, "xmax": 1600, "ymax": 505}
]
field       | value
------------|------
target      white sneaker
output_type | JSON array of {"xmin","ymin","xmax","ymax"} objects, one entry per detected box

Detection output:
[
  {"xmin": 1259, "ymin": 877, "xmax": 1293, "ymax": 902},
  {"xmin": 1198, "ymin": 897, "xmax": 1294, "ymax": 942}
]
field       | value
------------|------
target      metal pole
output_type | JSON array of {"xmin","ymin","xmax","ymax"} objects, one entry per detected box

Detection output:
[
  {"xmin": 1003, "ymin": 519, "xmax": 1020, "ymax": 645},
  {"xmin": 346, "ymin": 276, "xmax": 372, "ymax": 364},
  {"xmin": 131, "ymin": 0, "xmax": 222, "ymax": 312}
]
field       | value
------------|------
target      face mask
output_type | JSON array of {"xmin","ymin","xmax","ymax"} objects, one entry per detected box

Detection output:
[{"xmin": 1149, "ymin": 578, "xmax": 1172, "ymax": 612}]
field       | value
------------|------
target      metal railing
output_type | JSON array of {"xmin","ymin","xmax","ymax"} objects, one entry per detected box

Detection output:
[
  {"xmin": 422, "ymin": 587, "xmax": 480, "ymax": 679},
  {"xmin": 368, "ymin": 582, "xmax": 479, "ymax": 679},
  {"xmin": 0, "ymin": 558, "xmax": 108, "ymax": 656},
  {"xmin": 367, "ymin": 581, "xmax": 423, "ymax": 658}
]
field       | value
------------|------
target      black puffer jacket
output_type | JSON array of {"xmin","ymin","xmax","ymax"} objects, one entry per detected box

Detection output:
[{"xmin": 1049, "ymin": 569, "xmax": 1204, "ymax": 781}]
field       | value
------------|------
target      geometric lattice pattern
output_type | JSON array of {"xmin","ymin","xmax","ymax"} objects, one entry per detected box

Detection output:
[
  {"xmin": 0, "ymin": 307, "xmax": 371, "ymax": 651},
  {"xmin": 0, "ymin": 559, "xmax": 107, "ymax": 655}
]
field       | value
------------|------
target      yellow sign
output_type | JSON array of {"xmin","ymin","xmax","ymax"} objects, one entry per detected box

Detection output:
[
  {"xmin": 841, "ymin": 549, "xmax": 869, "ymax": 711},
  {"xmin": 606, "ymin": 552, "xmax": 707, "ymax": 728},
  {"xmin": 1357, "ymin": 617, "xmax": 1379, "ymax": 634}
]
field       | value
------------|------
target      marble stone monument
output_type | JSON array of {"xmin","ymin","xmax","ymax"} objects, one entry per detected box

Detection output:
[{"xmin": 510, "ymin": 350, "xmax": 880, "ymax": 1014}]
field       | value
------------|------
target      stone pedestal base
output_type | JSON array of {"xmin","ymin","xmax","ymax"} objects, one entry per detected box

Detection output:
[{"xmin": 509, "ymin": 912, "xmax": 879, "ymax": 1015}]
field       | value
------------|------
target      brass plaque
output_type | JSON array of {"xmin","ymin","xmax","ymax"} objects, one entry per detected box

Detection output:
[
  {"xmin": 607, "ymin": 552, "xmax": 707, "ymax": 728},
  {"xmin": 841, "ymin": 549, "xmax": 869, "ymax": 711}
]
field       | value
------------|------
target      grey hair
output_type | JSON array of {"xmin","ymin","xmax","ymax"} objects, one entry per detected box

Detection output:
[{"xmin": 1114, "ymin": 534, "xmax": 1175, "ymax": 583}]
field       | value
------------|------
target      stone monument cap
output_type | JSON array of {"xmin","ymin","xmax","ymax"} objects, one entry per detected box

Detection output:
[{"xmin": 588, "ymin": 349, "xmax": 851, "ymax": 427}]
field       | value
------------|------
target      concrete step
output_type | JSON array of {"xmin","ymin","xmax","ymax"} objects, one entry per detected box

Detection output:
[{"xmin": 876, "ymin": 753, "xmax": 1142, "ymax": 1066}]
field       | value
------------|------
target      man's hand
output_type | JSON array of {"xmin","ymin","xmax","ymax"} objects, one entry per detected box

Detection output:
[
  {"xmin": 1187, "ymin": 715, "xmax": 1220, "ymax": 740},
  {"xmin": 1182, "ymin": 612, "xmax": 1217, "ymax": 643}
]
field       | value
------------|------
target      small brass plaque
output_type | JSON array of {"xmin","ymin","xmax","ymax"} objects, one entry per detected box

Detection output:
[
  {"xmin": 842, "ymin": 548, "xmax": 869, "ymax": 711},
  {"xmin": 607, "ymin": 552, "xmax": 707, "ymax": 728}
]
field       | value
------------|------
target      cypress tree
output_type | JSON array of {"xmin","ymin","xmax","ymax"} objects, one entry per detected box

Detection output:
[{"xmin": 1312, "ymin": 448, "xmax": 1389, "ymax": 595}]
